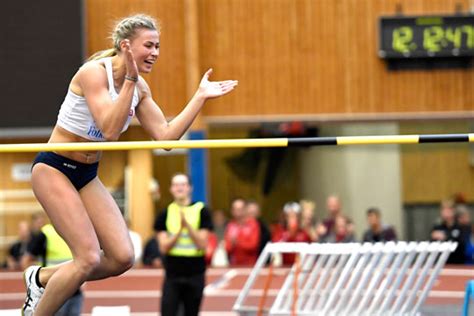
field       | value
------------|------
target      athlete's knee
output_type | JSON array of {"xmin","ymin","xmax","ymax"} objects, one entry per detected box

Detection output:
[
  {"xmin": 75, "ymin": 251, "xmax": 101, "ymax": 276},
  {"xmin": 109, "ymin": 249, "xmax": 134, "ymax": 276}
]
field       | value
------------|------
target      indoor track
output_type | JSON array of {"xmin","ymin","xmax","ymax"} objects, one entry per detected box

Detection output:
[{"xmin": 0, "ymin": 266, "xmax": 471, "ymax": 315}]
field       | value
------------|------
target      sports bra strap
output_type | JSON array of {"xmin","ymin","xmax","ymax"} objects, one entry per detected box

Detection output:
[{"xmin": 103, "ymin": 58, "xmax": 117, "ymax": 95}]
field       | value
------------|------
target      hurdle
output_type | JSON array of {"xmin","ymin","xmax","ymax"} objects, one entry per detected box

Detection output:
[{"xmin": 233, "ymin": 241, "xmax": 457, "ymax": 316}]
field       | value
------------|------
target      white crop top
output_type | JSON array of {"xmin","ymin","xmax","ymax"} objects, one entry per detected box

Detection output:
[{"xmin": 56, "ymin": 57, "xmax": 140, "ymax": 141}]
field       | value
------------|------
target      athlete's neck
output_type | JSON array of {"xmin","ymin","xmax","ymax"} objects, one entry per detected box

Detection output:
[{"xmin": 110, "ymin": 55, "xmax": 127, "ymax": 83}]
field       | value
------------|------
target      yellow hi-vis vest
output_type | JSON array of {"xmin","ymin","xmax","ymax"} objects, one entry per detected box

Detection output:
[
  {"xmin": 41, "ymin": 224, "xmax": 73, "ymax": 267},
  {"xmin": 166, "ymin": 201, "xmax": 205, "ymax": 257}
]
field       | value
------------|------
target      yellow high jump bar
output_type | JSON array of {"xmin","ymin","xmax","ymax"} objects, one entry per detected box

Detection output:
[{"xmin": 0, "ymin": 133, "xmax": 473, "ymax": 153}]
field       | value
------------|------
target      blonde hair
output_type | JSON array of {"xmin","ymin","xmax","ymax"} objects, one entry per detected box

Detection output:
[{"xmin": 88, "ymin": 14, "xmax": 160, "ymax": 61}]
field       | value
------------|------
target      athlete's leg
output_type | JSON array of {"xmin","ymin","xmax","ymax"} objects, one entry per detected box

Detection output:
[
  {"xmin": 30, "ymin": 167, "xmax": 134, "ymax": 315},
  {"xmin": 77, "ymin": 177, "xmax": 135, "ymax": 280},
  {"xmin": 30, "ymin": 164, "xmax": 102, "ymax": 315}
]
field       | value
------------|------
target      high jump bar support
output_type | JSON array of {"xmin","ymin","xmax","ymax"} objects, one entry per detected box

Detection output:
[{"xmin": 0, "ymin": 133, "xmax": 473, "ymax": 152}]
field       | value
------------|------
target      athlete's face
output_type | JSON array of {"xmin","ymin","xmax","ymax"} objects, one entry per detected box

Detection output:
[{"xmin": 129, "ymin": 28, "xmax": 160, "ymax": 73}]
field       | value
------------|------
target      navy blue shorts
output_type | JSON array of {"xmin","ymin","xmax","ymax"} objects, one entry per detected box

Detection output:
[{"xmin": 32, "ymin": 152, "xmax": 99, "ymax": 191}]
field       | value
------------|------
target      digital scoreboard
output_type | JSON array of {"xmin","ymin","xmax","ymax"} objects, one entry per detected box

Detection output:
[{"xmin": 379, "ymin": 14, "xmax": 474, "ymax": 59}]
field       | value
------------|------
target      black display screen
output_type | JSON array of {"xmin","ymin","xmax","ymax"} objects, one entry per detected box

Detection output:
[
  {"xmin": 379, "ymin": 14, "xmax": 474, "ymax": 59},
  {"xmin": 0, "ymin": 0, "xmax": 84, "ymax": 131}
]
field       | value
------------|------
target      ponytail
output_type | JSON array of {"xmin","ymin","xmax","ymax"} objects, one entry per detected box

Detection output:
[{"xmin": 87, "ymin": 48, "xmax": 117, "ymax": 61}]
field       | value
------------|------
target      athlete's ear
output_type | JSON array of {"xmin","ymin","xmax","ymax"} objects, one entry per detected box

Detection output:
[{"xmin": 119, "ymin": 39, "xmax": 131, "ymax": 52}]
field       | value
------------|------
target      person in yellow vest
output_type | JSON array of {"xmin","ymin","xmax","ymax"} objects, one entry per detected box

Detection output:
[
  {"xmin": 154, "ymin": 173, "xmax": 213, "ymax": 316},
  {"xmin": 21, "ymin": 222, "xmax": 83, "ymax": 316}
]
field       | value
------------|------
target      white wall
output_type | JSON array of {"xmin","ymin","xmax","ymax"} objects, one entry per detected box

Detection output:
[{"xmin": 299, "ymin": 123, "xmax": 404, "ymax": 240}]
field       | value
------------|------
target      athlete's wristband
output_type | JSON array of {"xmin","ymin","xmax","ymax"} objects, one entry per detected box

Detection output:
[{"xmin": 125, "ymin": 75, "xmax": 138, "ymax": 83}]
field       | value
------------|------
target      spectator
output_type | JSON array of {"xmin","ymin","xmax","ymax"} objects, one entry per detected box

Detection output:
[
  {"xmin": 323, "ymin": 215, "xmax": 355, "ymax": 243},
  {"xmin": 21, "ymin": 222, "xmax": 83, "ymax": 316},
  {"xmin": 270, "ymin": 208, "xmax": 286, "ymax": 244},
  {"xmin": 5, "ymin": 221, "xmax": 30, "ymax": 270},
  {"xmin": 142, "ymin": 177, "xmax": 163, "ymax": 268},
  {"xmin": 430, "ymin": 199, "xmax": 465, "ymax": 264},
  {"xmin": 362, "ymin": 207, "xmax": 397, "ymax": 242},
  {"xmin": 224, "ymin": 198, "xmax": 260, "ymax": 265},
  {"xmin": 205, "ymin": 231, "xmax": 219, "ymax": 266},
  {"xmin": 126, "ymin": 219, "xmax": 143, "ymax": 265},
  {"xmin": 212, "ymin": 209, "xmax": 228, "ymax": 242},
  {"xmin": 154, "ymin": 173, "xmax": 213, "ymax": 316},
  {"xmin": 465, "ymin": 222, "xmax": 474, "ymax": 264},
  {"xmin": 30, "ymin": 211, "xmax": 47, "ymax": 236},
  {"xmin": 300, "ymin": 199, "xmax": 325, "ymax": 242},
  {"xmin": 276, "ymin": 202, "xmax": 312, "ymax": 265},
  {"xmin": 456, "ymin": 204, "xmax": 472, "ymax": 237},
  {"xmin": 455, "ymin": 205, "xmax": 473, "ymax": 264},
  {"xmin": 142, "ymin": 236, "xmax": 162, "ymax": 268},
  {"xmin": 247, "ymin": 200, "xmax": 271, "ymax": 255},
  {"xmin": 322, "ymin": 195, "xmax": 343, "ymax": 236}
]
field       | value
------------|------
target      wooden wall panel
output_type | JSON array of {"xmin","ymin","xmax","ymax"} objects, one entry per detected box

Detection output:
[
  {"xmin": 86, "ymin": 0, "xmax": 474, "ymax": 118},
  {"xmin": 198, "ymin": 0, "xmax": 474, "ymax": 117},
  {"xmin": 208, "ymin": 127, "xmax": 300, "ymax": 222},
  {"xmin": 401, "ymin": 121, "xmax": 474, "ymax": 203}
]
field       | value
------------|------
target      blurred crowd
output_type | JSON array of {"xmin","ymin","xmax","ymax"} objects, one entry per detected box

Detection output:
[{"xmin": 3, "ymin": 184, "xmax": 474, "ymax": 271}]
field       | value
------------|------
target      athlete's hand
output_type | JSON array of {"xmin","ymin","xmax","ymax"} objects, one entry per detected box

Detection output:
[
  {"xmin": 121, "ymin": 39, "xmax": 139, "ymax": 79},
  {"xmin": 198, "ymin": 69, "xmax": 238, "ymax": 99}
]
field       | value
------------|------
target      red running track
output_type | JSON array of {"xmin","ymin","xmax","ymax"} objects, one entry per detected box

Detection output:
[{"xmin": 0, "ymin": 266, "xmax": 472, "ymax": 315}]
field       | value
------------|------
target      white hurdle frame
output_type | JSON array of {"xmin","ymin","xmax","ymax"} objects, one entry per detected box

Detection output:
[{"xmin": 233, "ymin": 241, "xmax": 457, "ymax": 316}]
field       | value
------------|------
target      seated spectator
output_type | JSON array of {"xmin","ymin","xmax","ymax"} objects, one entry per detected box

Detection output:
[
  {"xmin": 300, "ymin": 199, "xmax": 325, "ymax": 242},
  {"xmin": 205, "ymin": 232, "xmax": 219, "ymax": 265},
  {"xmin": 210, "ymin": 209, "xmax": 229, "ymax": 267},
  {"xmin": 212, "ymin": 209, "xmax": 228, "ymax": 242},
  {"xmin": 362, "ymin": 207, "xmax": 397, "ymax": 242},
  {"xmin": 275, "ymin": 202, "xmax": 312, "ymax": 265},
  {"xmin": 247, "ymin": 200, "xmax": 271, "ymax": 255},
  {"xmin": 322, "ymin": 195, "xmax": 354, "ymax": 238},
  {"xmin": 224, "ymin": 198, "xmax": 260, "ymax": 266},
  {"xmin": 142, "ymin": 236, "xmax": 162, "ymax": 268},
  {"xmin": 5, "ymin": 220, "xmax": 30, "ymax": 270},
  {"xmin": 431, "ymin": 199, "xmax": 465, "ymax": 264},
  {"xmin": 323, "ymin": 215, "xmax": 356, "ymax": 243},
  {"xmin": 126, "ymin": 218, "xmax": 143, "ymax": 265},
  {"xmin": 322, "ymin": 195, "xmax": 341, "ymax": 235},
  {"xmin": 22, "ymin": 221, "xmax": 84, "ymax": 315},
  {"xmin": 270, "ymin": 208, "xmax": 286, "ymax": 243},
  {"xmin": 30, "ymin": 211, "xmax": 47, "ymax": 236},
  {"xmin": 456, "ymin": 204, "xmax": 472, "ymax": 237}
]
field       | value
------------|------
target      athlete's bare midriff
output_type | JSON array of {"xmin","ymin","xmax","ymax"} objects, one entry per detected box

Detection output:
[{"xmin": 49, "ymin": 126, "xmax": 102, "ymax": 164}]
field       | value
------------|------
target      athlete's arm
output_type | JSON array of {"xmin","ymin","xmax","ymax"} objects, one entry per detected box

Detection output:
[
  {"xmin": 136, "ymin": 69, "xmax": 237, "ymax": 141},
  {"xmin": 80, "ymin": 40, "xmax": 138, "ymax": 141}
]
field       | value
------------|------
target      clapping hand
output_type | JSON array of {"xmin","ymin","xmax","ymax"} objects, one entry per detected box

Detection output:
[
  {"xmin": 121, "ymin": 39, "xmax": 138, "ymax": 79},
  {"xmin": 198, "ymin": 69, "xmax": 238, "ymax": 99}
]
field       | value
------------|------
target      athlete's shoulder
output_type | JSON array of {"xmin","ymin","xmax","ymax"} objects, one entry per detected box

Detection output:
[
  {"xmin": 78, "ymin": 60, "xmax": 107, "ymax": 76},
  {"xmin": 75, "ymin": 60, "xmax": 108, "ymax": 88}
]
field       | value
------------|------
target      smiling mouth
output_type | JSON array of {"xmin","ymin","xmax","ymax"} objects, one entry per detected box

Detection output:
[{"xmin": 144, "ymin": 60, "xmax": 154, "ymax": 65}]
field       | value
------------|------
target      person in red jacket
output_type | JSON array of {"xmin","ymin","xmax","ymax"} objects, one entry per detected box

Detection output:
[
  {"xmin": 276, "ymin": 202, "xmax": 312, "ymax": 265},
  {"xmin": 224, "ymin": 198, "xmax": 261, "ymax": 266}
]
